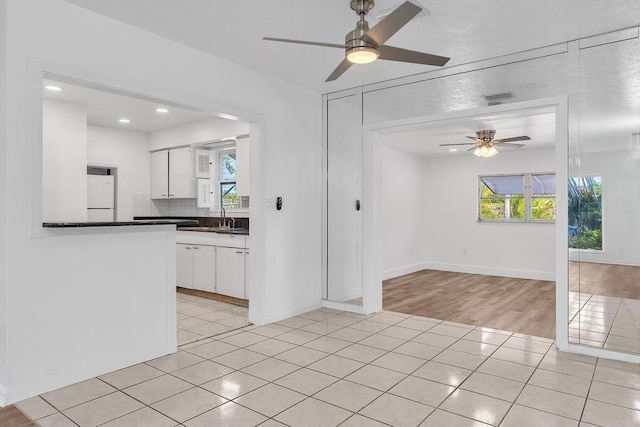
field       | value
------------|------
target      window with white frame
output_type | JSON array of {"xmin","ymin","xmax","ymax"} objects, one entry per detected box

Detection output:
[
  {"xmin": 219, "ymin": 151, "xmax": 239, "ymax": 209},
  {"xmin": 479, "ymin": 173, "xmax": 556, "ymax": 222}
]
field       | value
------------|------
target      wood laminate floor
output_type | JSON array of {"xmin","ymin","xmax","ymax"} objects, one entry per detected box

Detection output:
[
  {"xmin": 383, "ymin": 269, "xmax": 557, "ymax": 338},
  {"xmin": 569, "ymin": 261, "xmax": 640, "ymax": 299},
  {"xmin": 0, "ymin": 405, "xmax": 35, "ymax": 427}
]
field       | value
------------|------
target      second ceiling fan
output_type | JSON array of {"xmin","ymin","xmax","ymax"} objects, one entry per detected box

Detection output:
[
  {"xmin": 440, "ymin": 130, "xmax": 531, "ymax": 158},
  {"xmin": 263, "ymin": 1, "xmax": 450, "ymax": 81}
]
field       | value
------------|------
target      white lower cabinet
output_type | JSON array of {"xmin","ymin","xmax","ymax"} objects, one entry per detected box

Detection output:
[
  {"xmin": 216, "ymin": 247, "xmax": 246, "ymax": 299},
  {"xmin": 244, "ymin": 250, "xmax": 250, "ymax": 300},
  {"xmin": 176, "ymin": 244, "xmax": 194, "ymax": 288},
  {"xmin": 176, "ymin": 243, "xmax": 216, "ymax": 293},
  {"xmin": 193, "ymin": 246, "xmax": 216, "ymax": 292}
]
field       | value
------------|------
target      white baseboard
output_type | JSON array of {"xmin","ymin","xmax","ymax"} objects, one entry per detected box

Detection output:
[
  {"xmin": 384, "ymin": 262, "xmax": 554, "ymax": 281},
  {"xmin": 4, "ymin": 343, "xmax": 175, "ymax": 405},
  {"xmin": 256, "ymin": 302, "xmax": 321, "ymax": 326},
  {"xmin": 382, "ymin": 263, "xmax": 429, "ymax": 280}
]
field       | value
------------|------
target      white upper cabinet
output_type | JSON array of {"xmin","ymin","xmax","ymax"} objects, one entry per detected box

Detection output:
[
  {"xmin": 169, "ymin": 147, "xmax": 195, "ymax": 198},
  {"xmin": 150, "ymin": 147, "xmax": 195, "ymax": 199},
  {"xmin": 150, "ymin": 150, "xmax": 169, "ymax": 199},
  {"xmin": 235, "ymin": 137, "xmax": 250, "ymax": 196}
]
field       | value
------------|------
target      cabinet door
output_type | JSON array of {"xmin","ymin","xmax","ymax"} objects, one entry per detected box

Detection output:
[
  {"xmin": 235, "ymin": 137, "xmax": 250, "ymax": 196},
  {"xmin": 193, "ymin": 245, "xmax": 216, "ymax": 293},
  {"xmin": 216, "ymin": 246, "xmax": 246, "ymax": 299},
  {"xmin": 244, "ymin": 250, "xmax": 250, "ymax": 300},
  {"xmin": 169, "ymin": 147, "xmax": 195, "ymax": 198},
  {"xmin": 150, "ymin": 150, "xmax": 169, "ymax": 199},
  {"xmin": 176, "ymin": 244, "xmax": 193, "ymax": 288}
]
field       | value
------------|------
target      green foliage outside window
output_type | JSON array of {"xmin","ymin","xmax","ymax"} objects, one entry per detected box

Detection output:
[{"xmin": 568, "ymin": 177, "xmax": 602, "ymax": 250}]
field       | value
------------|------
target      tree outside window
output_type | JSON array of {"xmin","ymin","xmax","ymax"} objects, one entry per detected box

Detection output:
[
  {"xmin": 220, "ymin": 153, "xmax": 239, "ymax": 209},
  {"xmin": 479, "ymin": 173, "xmax": 556, "ymax": 222},
  {"xmin": 568, "ymin": 176, "xmax": 602, "ymax": 250}
]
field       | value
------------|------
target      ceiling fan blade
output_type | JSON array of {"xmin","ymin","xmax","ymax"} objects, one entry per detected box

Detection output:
[
  {"xmin": 492, "ymin": 136, "xmax": 531, "ymax": 143},
  {"xmin": 360, "ymin": 1, "xmax": 421, "ymax": 46},
  {"xmin": 263, "ymin": 37, "xmax": 344, "ymax": 49},
  {"xmin": 495, "ymin": 142, "xmax": 525, "ymax": 148},
  {"xmin": 466, "ymin": 136, "xmax": 481, "ymax": 141},
  {"xmin": 378, "ymin": 45, "xmax": 450, "ymax": 66},
  {"xmin": 439, "ymin": 143, "xmax": 477, "ymax": 146},
  {"xmin": 467, "ymin": 145, "xmax": 481, "ymax": 152},
  {"xmin": 326, "ymin": 59, "xmax": 353, "ymax": 82}
]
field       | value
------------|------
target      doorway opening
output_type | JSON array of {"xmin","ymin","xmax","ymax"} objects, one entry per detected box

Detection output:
[{"xmin": 363, "ymin": 98, "xmax": 568, "ymax": 343}]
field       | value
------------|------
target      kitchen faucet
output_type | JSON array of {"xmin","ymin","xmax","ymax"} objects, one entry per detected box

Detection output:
[{"xmin": 219, "ymin": 206, "xmax": 228, "ymax": 229}]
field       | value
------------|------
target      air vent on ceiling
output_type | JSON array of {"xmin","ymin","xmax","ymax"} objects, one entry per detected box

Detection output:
[
  {"xmin": 373, "ymin": 1, "xmax": 430, "ymax": 20},
  {"xmin": 483, "ymin": 92, "xmax": 515, "ymax": 106}
]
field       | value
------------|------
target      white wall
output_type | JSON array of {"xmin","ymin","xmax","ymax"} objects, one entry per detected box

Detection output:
[
  {"xmin": 569, "ymin": 150, "xmax": 640, "ymax": 266},
  {"xmin": 87, "ymin": 124, "xmax": 150, "ymax": 221},
  {"xmin": 0, "ymin": 0, "xmax": 8, "ymax": 403},
  {"xmin": 381, "ymin": 146, "xmax": 556, "ymax": 280},
  {"xmin": 380, "ymin": 148, "xmax": 430, "ymax": 278},
  {"xmin": 2, "ymin": 0, "xmax": 321, "ymax": 405},
  {"xmin": 42, "ymin": 99, "xmax": 87, "ymax": 222},
  {"xmin": 149, "ymin": 117, "xmax": 249, "ymax": 151}
]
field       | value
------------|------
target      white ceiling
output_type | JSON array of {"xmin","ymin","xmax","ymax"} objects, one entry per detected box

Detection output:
[
  {"xmin": 43, "ymin": 78, "xmax": 230, "ymax": 133},
  {"xmin": 381, "ymin": 108, "xmax": 556, "ymax": 158},
  {"xmin": 63, "ymin": 0, "xmax": 640, "ymax": 93}
]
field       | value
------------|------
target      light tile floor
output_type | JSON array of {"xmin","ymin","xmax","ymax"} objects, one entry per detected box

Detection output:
[
  {"xmin": 16, "ymin": 308, "xmax": 640, "ymax": 426},
  {"xmin": 569, "ymin": 291, "xmax": 640, "ymax": 353},
  {"xmin": 176, "ymin": 292, "xmax": 250, "ymax": 346}
]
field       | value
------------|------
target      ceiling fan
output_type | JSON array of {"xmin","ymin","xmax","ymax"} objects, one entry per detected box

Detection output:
[
  {"xmin": 263, "ymin": 0, "xmax": 450, "ymax": 82},
  {"xmin": 439, "ymin": 130, "xmax": 531, "ymax": 158}
]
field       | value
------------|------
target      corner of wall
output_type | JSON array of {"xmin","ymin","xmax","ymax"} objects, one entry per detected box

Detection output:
[{"xmin": 0, "ymin": 0, "xmax": 9, "ymax": 404}]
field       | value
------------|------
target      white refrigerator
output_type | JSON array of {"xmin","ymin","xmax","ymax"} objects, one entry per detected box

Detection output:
[{"xmin": 87, "ymin": 175, "xmax": 115, "ymax": 222}]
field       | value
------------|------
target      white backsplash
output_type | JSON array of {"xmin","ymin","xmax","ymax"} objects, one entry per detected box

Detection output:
[{"xmin": 133, "ymin": 193, "xmax": 249, "ymax": 218}]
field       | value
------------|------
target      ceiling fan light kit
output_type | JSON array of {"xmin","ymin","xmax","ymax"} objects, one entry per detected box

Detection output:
[
  {"xmin": 263, "ymin": 0, "xmax": 450, "ymax": 81},
  {"xmin": 474, "ymin": 145, "xmax": 499, "ymax": 158},
  {"xmin": 439, "ymin": 130, "xmax": 531, "ymax": 159}
]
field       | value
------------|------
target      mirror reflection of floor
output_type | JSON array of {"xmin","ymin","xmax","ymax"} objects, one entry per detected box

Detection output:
[
  {"xmin": 569, "ymin": 293, "xmax": 640, "ymax": 353},
  {"xmin": 569, "ymin": 261, "xmax": 640, "ymax": 353}
]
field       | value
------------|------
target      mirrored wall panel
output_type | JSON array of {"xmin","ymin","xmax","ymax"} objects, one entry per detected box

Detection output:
[
  {"xmin": 568, "ymin": 35, "xmax": 640, "ymax": 353},
  {"xmin": 326, "ymin": 93, "xmax": 364, "ymax": 305}
]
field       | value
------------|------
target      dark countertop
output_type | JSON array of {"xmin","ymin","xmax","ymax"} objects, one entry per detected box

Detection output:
[
  {"xmin": 43, "ymin": 219, "xmax": 200, "ymax": 228},
  {"xmin": 177, "ymin": 226, "xmax": 249, "ymax": 235}
]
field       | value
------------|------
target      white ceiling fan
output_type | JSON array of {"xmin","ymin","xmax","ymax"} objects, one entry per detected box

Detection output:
[
  {"xmin": 263, "ymin": 1, "xmax": 450, "ymax": 81},
  {"xmin": 440, "ymin": 130, "xmax": 531, "ymax": 158}
]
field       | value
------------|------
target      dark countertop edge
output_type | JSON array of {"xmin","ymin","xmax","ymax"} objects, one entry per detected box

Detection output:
[
  {"xmin": 177, "ymin": 229, "xmax": 250, "ymax": 236},
  {"xmin": 43, "ymin": 220, "xmax": 200, "ymax": 228}
]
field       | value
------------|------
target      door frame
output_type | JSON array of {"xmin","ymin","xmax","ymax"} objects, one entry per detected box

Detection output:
[{"xmin": 361, "ymin": 97, "xmax": 570, "ymax": 345}]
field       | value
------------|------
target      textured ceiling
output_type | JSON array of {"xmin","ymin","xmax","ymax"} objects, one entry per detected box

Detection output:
[{"xmin": 63, "ymin": 0, "xmax": 640, "ymax": 93}]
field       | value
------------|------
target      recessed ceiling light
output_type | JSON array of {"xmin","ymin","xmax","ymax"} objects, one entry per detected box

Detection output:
[
  {"xmin": 119, "ymin": 118, "xmax": 131, "ymax": 124},
  {"xmin": 449, "ymin": 148, "xmax": 458, "ymax": 152},
  {"xmin": 45, "ymin": 85, "xmax": 62, "ymax": 91},
  {"xmin": 155, "ymin": 108, "xmax": 169, "ymax": 113}
]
